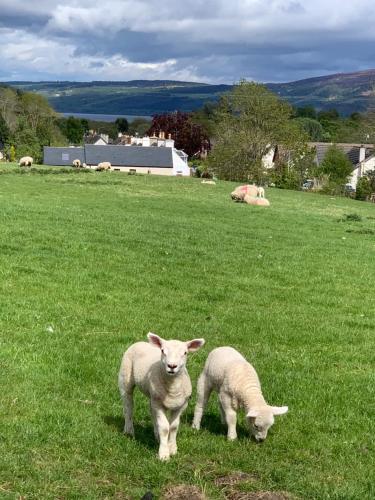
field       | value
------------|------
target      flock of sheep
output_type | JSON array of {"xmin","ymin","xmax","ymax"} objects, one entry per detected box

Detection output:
[
  {"xmin": 119, "ymin": 333, "xmax": 288, "ymax": 461},
  {"xmin": 72, "ymin": 159, "xmax": 111, "ymax": 171}
]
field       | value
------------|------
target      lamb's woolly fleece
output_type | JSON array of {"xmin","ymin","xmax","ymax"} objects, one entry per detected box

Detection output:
[
  {"xmin": 72, "ymin": 159, "xmax": 81, "ymax": 168},
  {"xmin": 119, "ymin": 342, "xmax": 192, "ymax": 410}
]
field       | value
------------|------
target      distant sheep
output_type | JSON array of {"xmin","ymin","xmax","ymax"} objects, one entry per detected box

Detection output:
[
  {"xmin": 118, "ymin": 332, "xmax": 205, "ymax": 461},
  {"xmin": 257, "ymin": 187, "xmax": 265, "ymax": 198},
  {"xmin": 192, "ymin": 347, "xmax": 288, "ymax": 442},
  {"xmin": 244, "ymin": 194, "xmax": 270, "ymax": 207},
  {"xmin": 72, "ymin": 159, "xmax": 81, "ymax": 168},
  {"xmin": 96, "ymin": 162, "xmax": 111, "ymax": 171},
  {"xmin": 231, "ymin": 184, "xmax": 258, "ymax": 201},
  {"xmin": 19, "ymin": 156, "xmax": 33, "ymax": 167}
]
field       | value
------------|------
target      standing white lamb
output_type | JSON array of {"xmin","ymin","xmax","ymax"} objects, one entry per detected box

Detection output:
[
  {"xmin": 19, "ymin": 156, "xmax": 33, "ymax": 167},
  {"xmin": 192, "ymin": 347, "xmax": 288, "ymax": 442},
  {"xmin": 118, "ymin": 332, "xmax": 205, "ymax": 460}
]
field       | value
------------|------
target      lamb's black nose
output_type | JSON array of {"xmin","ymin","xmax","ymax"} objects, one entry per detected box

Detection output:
[{"xmin": 168, "ymin": 364, "xmax": 177, "ymax": 370}]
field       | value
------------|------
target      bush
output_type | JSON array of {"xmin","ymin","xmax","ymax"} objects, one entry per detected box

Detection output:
[{"xmin": 355, "ymin": 177, "xmax": 372, "ymax": 201}]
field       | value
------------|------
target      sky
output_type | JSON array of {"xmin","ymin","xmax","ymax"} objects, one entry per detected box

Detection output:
[{"xmin": 0, "ymin": 0, "xmax": 375, "ymax": 84}]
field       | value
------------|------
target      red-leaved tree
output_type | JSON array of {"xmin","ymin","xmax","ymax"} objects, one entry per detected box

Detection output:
[{"xmin": 147, "ymin": 111, "xmax": 210, "ymax": 158}]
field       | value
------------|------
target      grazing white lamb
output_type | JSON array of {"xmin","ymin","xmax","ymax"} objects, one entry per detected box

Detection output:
[
  {"xmin": 72, "ymin": 159, "xmax": 81, "ymax": 168},
  {"xmin": 96, "ymin": 161, "xmax": 111, "ymax": 171},
  {"xmin": 192, "ymin": 347, "xmax": 287, "ymax": 442},
  {"xmin": 19, "ymin": 156, "xmax": 33, "ymax": 167},
  {"xmin": 118, "ymin": 332, "xmax": 205, "ymax": 461}
]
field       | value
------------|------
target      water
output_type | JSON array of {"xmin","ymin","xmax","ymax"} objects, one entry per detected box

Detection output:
[{"xmin": 62, "ymin": 113, "xmax": 151, "ymax": 123}]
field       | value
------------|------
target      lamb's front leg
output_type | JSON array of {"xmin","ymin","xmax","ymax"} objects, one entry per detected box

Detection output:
[
  {"xmin": 168, "ymin": 402, "xmax": 187, "ymax": 456},
  {"xmin": 153, "ymin": 403, "xmax": 170, "ymax": 460},
  {"xmin": 219, "ymin": 392, "xmax": 237, "ymax": 440}
]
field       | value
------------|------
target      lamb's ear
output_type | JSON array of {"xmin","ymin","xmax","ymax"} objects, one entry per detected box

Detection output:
[
  {"xmin": 270, "ymin": 406, "xmax": 288, "ymax": 416},
  {"xmin": 247, "ymin": 409, "xmax": 259, "ymax": 418},
  {"xmin": 147, "ymin": 332, "xmax": 164, "ymax": 349},
  {"xmin": 186, "ymin": 338, "xmax": 205, "ymax": 352}
]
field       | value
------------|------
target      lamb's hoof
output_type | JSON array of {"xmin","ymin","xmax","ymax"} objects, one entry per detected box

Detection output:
[
  {"xmin": 169, "ymin": 444, "xmax": 177, "ymax": 456},
  {"xmin": 191, "ymin": 423, "xmax": 200, "ymax": 430},
  {"xmin": 158, "ymin": 452, "xmax": 170, "ymax": 461},
  {"xmin": 227, "ymin": 435, "xmax": 237, "ymax": 441},
  {"xmin": 124, "ymin": 427, "xmax": 135, "ymax": 437}
]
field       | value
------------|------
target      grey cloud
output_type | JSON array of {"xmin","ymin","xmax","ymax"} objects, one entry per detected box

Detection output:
[{"xmin": 0, "ymin": 0, "xmax": 375, "ymax": 83}]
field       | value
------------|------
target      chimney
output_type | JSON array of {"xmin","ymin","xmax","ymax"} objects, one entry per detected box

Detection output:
[{"xmin": 359, "ymin": 145, "xmax": 366, "ymax": 163}]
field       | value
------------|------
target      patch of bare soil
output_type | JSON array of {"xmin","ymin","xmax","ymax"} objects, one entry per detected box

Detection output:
[
  {"xmin": 225, "ymin": 491, "xmax": 292, "ymax": 500},
  {"xmin": 214, "ymin": 472, "xmax": 259, "ymax": 487},
  {"xmin": 162, "ymin": 484, "xmax": 206, "ymax": 500}
]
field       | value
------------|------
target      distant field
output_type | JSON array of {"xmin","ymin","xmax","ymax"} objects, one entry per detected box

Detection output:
[{"xmin": 0, "ymin": 167, "xmax": 374, "ymax": 498}]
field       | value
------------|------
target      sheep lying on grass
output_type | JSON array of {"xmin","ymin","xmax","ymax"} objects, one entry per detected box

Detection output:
[
  {"xmin": 201, "ymin": 180, "xmax": 216, "ymax": 185},
  {"xmin": 244, "ymin": 194, "xmax": 270, "ymax": 207},
  {"xmin": 231, "ymin": 184, "xmax": 258, "ymax": 201},
  {"xmin": 19, "ymin": 156, "xmax": 33, "ymax": 167},
  {"xmin": 96, "ymin": 162, "xmax": 111, "ymax": 171},
  {"xmin": 192, "ymin": 347, "xmax": 287, "ymax": 442},
  {"xmin": 72, "ymin": 159, "xmax": 81, "ymax": 168},
  {"xmin": 118, "ymin": 332, "xmax": 205, "ymax": 461}
]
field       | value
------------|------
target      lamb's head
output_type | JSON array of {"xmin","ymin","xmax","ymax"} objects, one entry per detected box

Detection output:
[
  {"xmin": 147, "ymin": 332, "xmax": 205, "ymax": 376},
  {"xmin": 247, "ymin": 405, "xmax": 288, "ymax": 442}
]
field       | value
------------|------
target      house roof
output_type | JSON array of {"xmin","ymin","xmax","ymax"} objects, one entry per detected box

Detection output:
[
  {"xmin": 43, "ymin": 145, "xmax": 174, "ymax": 168},
  {"xmin": 85, "ymin": 145, "xmax": 173, "ymax": 167},
  {"xmin": 84, "ymin": 134, "xmax": 108, "ymax": 145},
  {"xmin": 43, "ymin": 146, "xmax": 85, "ymax": 166},
  {"xmin": 309, "ymin": 142, "xmax": 375, "ymax": 168}
]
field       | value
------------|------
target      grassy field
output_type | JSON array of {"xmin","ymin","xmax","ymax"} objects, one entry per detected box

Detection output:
[{"xmin": 0, "ymin": 166, "xmax": 374, "ymax": 499}]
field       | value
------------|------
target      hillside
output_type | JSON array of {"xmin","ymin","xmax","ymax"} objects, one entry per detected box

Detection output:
[
  {"xmin": 0, "ymin": 167, "xmax": 374, "ymax": 498},
  {"xmin": 5, "ymin": 80, "xmax": 231, "ymax": 116},
  {"xmin": 268, "ymin": 69, "xmax": 375, "ymax": 115},
  {"xmin": 6, "ymin": 70, "xmax": 375, "ymax": 116}
]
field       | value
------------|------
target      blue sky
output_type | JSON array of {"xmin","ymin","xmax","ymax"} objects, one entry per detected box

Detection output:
[{"xmin": 0, "ymin": 0, "xmax": 374, "ymax": 83}]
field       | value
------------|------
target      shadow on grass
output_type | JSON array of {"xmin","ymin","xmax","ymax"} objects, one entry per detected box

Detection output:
[
  {"xmin": 103, "ymin": 415, "xmax": 157, "ymax": 451},
  {"xmin": 186, "ymin": 411, "xmax": 251, "ymax": 440}
]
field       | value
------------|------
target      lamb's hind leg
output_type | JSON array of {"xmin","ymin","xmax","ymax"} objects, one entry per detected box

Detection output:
[
  {"xmin": 118, "ymin": 358, "xmax": 135, "ymax": 436},
  {"xmin": 192, "ymin": 372, "xmax": 212, "ymax": 430}
]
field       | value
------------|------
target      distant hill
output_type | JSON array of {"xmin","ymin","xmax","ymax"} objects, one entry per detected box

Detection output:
[
  {"xmin": 268, "ymin": 70, "xmax": 375, "ymax": 115},
  {"xmin": 6, "ymin": 70, "xmax": 375, "ymax": 116},
  {"xmin": 5, "ymin": 80, "xmax": 231, "ymax": 116}
]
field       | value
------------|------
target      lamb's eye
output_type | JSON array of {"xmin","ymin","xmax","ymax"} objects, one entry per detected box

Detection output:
[
  {"xmin": 161, "ymin": 349, "xmax": 165, "ymax": 354},
  {"xmin": 184, "ymin": 351, "xmax": 187, "ymax": 355}
]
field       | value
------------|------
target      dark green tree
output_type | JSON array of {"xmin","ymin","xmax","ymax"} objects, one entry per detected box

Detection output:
[
  {"xmin": 115, "ymin": 118, "xmax": 129, "ymax": 133},
  {"xmin": 320, "ymin": 145, "xmax": 353, "ymax": 184}
]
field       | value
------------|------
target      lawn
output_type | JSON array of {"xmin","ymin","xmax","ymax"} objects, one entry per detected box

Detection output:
[{"xmin": 0, "ymin": 167, "xmax": 374, "ymax": 499}]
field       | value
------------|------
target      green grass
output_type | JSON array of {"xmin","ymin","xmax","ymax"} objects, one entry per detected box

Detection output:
[{"xmin": 0, "ymin": 167, "xmax": 374, "ymax": 499}]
